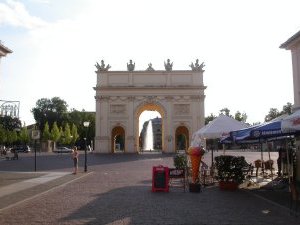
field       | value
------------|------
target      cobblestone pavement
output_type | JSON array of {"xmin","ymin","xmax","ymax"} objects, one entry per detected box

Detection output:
[{"xmin": 0, "ymin": 152, "xmax": 299, "ymax": 225}]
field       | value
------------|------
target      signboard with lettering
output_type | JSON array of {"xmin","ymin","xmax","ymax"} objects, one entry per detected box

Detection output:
[{"xmin": 31, "ymin": 130, "xmax": 40, "ymax": 140}]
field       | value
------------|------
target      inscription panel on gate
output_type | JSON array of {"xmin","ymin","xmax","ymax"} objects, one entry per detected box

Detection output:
[
  {"xmin": 174, "ymin": 104, "xmax": 190, "ymax": 115},
  {"xmin": 110, "ymin": 104, "xmax": 126, "ymax": 114}
]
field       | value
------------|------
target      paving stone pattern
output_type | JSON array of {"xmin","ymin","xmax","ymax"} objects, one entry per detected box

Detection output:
[{"xmin": 0, "ymin": 152, "xmax": 299, "ymax": 225}]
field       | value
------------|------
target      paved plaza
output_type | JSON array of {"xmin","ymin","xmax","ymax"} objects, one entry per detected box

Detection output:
[{"xmin": 0, "ymin": 151, "xmax": 299, "ymax": 225}]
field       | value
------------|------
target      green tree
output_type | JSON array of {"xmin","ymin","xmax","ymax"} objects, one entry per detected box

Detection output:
[
  {"xmin": 19, "ymin": 126, "xmax": 30, "ymax": 144},
  {"xmin": 219, "ymin": 108, "xmax": 231, "ymax": 117},
  {"xmin": 51, "ymin": 122, "xmax": 61, "ymax": 143},
  {"xmin": 234, "ymin": 111, "xmax": 247, "ymax": 122},
  {"xmin": 282, "ymin": 102, "xmax": 292, "ymax": 115},
  {"xmin": 0, "ymin": 125, "xmax": 7, "ymax": 145},
  {"xmin": 265, "ymin": 108, "xmax": 280, "ymax": 122},
  {"xmin": 42, "ymin": 122, "xmax": 51, "ymax": 141},
  {"xmin": 6, "ymin": 130, "xmax": 18, "ymax": 146},
  {"xmin": 59, "ymin": 126, "xmax": 65, "ymax": 145},
  {"xmin": 0, "ymin": 116, "xmax": 21, "ymax": 131},
  {"xmin": 70, "ymin": 123, "xmax": 79, "ymax": 146},
  {"xmin": 31, "ymin": 97, "xmax": 68, "ymax": 131},
  {"xmin": 205, "ymin": 113, "xmax": 217, "ymax": 125},
  {"xmin": 63, "ymin": 123, "xmax": 72, "ymax": 145}
]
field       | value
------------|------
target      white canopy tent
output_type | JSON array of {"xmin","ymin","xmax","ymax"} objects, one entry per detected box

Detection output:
[
  {"xmin": 191, "ymin": 114, "xmax": 249, "ymax": 147},
  {"xmin": 191, "ymin": 114, "xmax": 249, "ymax": 168}
]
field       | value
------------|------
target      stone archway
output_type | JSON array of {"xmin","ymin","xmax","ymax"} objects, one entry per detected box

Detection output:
[
  {"xmin": 175, "ymin": 126, "xmax": 189, "ymax": 152},
  {"xmin": 94, "ymin": 68, "xmax": 206, "ymax": 153},
  {"xmin": 111, "ymin": 126, "xmax": 125, "ymax": 153},
  {"xmin": 135, "ymin": 102, "xmax": 165, "ymax": 153}
]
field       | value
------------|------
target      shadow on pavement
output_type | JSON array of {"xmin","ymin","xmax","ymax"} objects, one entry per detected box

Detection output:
[{"xmin": 59, "ymin": 184, "xmax": 300, "ymax": 225}]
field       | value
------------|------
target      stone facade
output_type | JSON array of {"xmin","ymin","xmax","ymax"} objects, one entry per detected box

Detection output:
[
  {"xmin": 280, "ymin": 30, "xmax": 300, "ymax": 111},
  {"xmin": 94, "ymin": 67, "xmax": 206, "ymax": 153}
]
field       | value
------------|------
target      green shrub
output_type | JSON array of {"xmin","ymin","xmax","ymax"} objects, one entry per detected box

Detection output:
[
  {"xmin": 214, "ymin": 155, "xmax": 248, "ymax": 184},
  {"xmin": 173, "ymin": 154, "xmax": 187, "ymax": 169}
]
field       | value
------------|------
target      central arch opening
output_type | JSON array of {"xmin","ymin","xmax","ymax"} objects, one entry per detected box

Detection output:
[
  {"xmin": 136, "ymin": 103, "xmax": 164, "ymax": 153},
  {"xmin": 139, "ymin": 111, "xmax": 162, "ymax": 151}
]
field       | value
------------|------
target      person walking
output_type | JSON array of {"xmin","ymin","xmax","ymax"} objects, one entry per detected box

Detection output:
[{"xmin": 72, "ymin": 146, "xmax": 79, "ymax": 174}]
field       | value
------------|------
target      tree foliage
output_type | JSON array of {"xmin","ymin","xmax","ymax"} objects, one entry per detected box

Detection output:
[
  {"xmin": 31, "ymin": 97, "xmax": 68, "ymax": 131},
  {"xmin": 63, "ymin": 123, "xmax": 72, "ymax": 145},
  {"xmin": 70, "ymin": 123, "xmax": 79, "ymax": 146},
  {"xmin": 264, "ymin": 108, "xmax": 280, "ymax": 122},
  {"xmin": 205, "ymin": 113, "xmax": 217, "ymax": 125},
  {"xmin": 264, "ymin": 102, "xmax": 292, "ymax": 122},
  {"xmin": 0, "ymin": 125, "xmax": 7, "ymax": 144},
  {"xmin": 42, "ymin": 122, "xmax": 51, "ymax": 141},
  {"xmin": 234, "ymin": 111, "xmax": 247, "ymax": 122},
  {"xmin": 0, "ymin": 116, "xmax": 21, "ymax": 131},
  {"xmin": 220, "ymin": 108, "xmax": 232, "ymax": 117},
  {"xmin": 6, "ymin": 130, "xmax": 18, "ymax": 145},
  {"xmin": 19, "ymin": 126, "xmax": 30, "ymax": 144},
  {"xmin": 205, "ymin": 108, "xmax": 248, "ymax": 124},
  {"xmin": 51, "ymin": 122, "xmax": 61, "ymax": 142}
]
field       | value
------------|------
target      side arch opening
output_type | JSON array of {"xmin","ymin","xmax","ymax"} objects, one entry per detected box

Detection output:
[
  {"xmin": 175, "ymin": 126, "xmax": 189, "ymax": 152},
  {"xmin": 111, "ymin": 126, "xmax": 125, "ymax": 153}
]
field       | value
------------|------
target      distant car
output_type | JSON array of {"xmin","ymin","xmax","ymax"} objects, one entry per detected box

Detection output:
[
  {"xmin": 11, "ymin": 145, "xmax": 31, "ymax": 153},
  {"xmin": 53, "ymin": 147, "xmax": 72, "ymax": 153}
]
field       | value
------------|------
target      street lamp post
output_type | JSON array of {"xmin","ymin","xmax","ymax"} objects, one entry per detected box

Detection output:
[
  {"xmin": 83, "ymin": 121, "xmax": 90, "ymax": 172},
  {"xmin": 31, "ymin": 128, "xmax": 40, "ymax": 172}
]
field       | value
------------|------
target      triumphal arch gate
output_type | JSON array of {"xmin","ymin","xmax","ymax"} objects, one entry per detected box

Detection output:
[{"xmin": 94, "ymin": 59, "xmax": 206, "ymax": 153}]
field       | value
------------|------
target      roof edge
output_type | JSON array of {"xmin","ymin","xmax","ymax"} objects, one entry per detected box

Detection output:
[{"xmin": 280, "ymin": 30, "xmax": 300, "ymax": 49}]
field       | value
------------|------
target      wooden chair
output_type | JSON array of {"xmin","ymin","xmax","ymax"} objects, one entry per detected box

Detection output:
[
  {"xmin": 263, "ymin": 160, "xmax": 274, "ymax": 179},
  {"xmin": 254, "ymin": 159, "xmax": 262, "ymax": 177}
]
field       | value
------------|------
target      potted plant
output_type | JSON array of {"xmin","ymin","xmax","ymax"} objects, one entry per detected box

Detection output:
[
  {"xmin": 173, "ymin": 154, "xmax": 187, "ymax": 169},
  {"xmin": 214, "ymin": 155, "xmax": 247, "ymax": 190}
]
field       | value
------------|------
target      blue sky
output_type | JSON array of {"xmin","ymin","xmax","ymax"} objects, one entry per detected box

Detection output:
[{"xmin": 0, "ymin": 0, "xmax": 300, "ymax": 126}]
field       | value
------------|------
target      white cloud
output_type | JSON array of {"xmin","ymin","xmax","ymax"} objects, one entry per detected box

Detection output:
[
  {"xmin": 0, "ymin": 0, "xmax": 48, "ymax": 29},
  {"xmin": 29, "ymin": 0, "xmax": 50, "ymax": 3}
]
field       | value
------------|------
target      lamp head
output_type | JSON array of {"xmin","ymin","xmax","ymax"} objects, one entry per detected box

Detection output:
[{"xmin": 83, "ymin": 121, "xmax": 90, "ymax": 127}]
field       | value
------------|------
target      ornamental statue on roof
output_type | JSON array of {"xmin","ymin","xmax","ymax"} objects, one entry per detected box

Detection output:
[
  {"xmin": 164, "ymin": 59, "xmax": 173, "ymax": 71},
  {"xmin": 95, "ymin": 60, "xmax": 111, "ymax": 72},
  {"xmin": 190, "ymin": 59, "xmax": 205, "ymax": 72},
  {"xmin": 146, "ymin": 63, "xmax": 155, "ymax": 71},
  {"xmin": 127, "ymin": 59, "xmax": 135, "ymax": 71}
]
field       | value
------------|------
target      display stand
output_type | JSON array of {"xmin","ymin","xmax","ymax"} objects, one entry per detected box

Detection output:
[
  {"xmin": 152, "ymin": 165, "xmax": 169, "ymax": 192},
  {"xmin": 169, "ymin": 168, "xmax": 186, "ymax": 192}
]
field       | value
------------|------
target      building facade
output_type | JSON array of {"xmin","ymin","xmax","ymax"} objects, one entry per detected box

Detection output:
[
  {"xmin": 94, "ymin": 60, "xmax": 206, "ymax": 153},
  {"xmin": 280, "ymin": 30, "xmax": 300, "ymax": 111}
]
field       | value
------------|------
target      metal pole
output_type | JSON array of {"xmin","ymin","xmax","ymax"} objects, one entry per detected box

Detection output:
[
  {"xmin": 34, "ymin": 140, "xmax": 37, "ymax": 172},
  {"xmin": 84, "ymin": 137, "xmax": 87, "ymax": 172}
]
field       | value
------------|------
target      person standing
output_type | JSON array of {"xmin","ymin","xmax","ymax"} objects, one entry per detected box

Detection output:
[
  {"xmin": 277, "ymin": 146, "xmax": 284, "ymax": 176},
  {"xmin": 72, "ymin": 146, "xmax": 79, "ymax": 174}
]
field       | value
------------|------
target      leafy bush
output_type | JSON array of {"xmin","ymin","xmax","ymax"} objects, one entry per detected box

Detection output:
[
  {"xmin": 173, "ymin": 154, "xmax": 187, "ymax": 169},
  {"xmin": 214, "ymin": 155, "xmax": 248, "ymax": 184}
]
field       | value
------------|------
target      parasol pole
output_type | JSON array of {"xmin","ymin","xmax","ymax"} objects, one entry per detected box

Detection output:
[
  {"xmin": 260, "ymin": 139, "xmax": 264, "ymax": 177},
  {"xmin": 285, "ymin": 139, "xmax": 291, "ymax": 185},
  {"xmin": 267, "ymin": 141, "xmax": 273, "ymax": 180}
]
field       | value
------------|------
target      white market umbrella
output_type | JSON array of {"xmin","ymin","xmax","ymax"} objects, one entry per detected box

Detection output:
[
  {"xmin": 192, "ymin": 114, "xmax": 249, "ymax": 141},
  {"xmin": 191, "ymin": 114, "xmax": 249, "ymax": 166}
]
